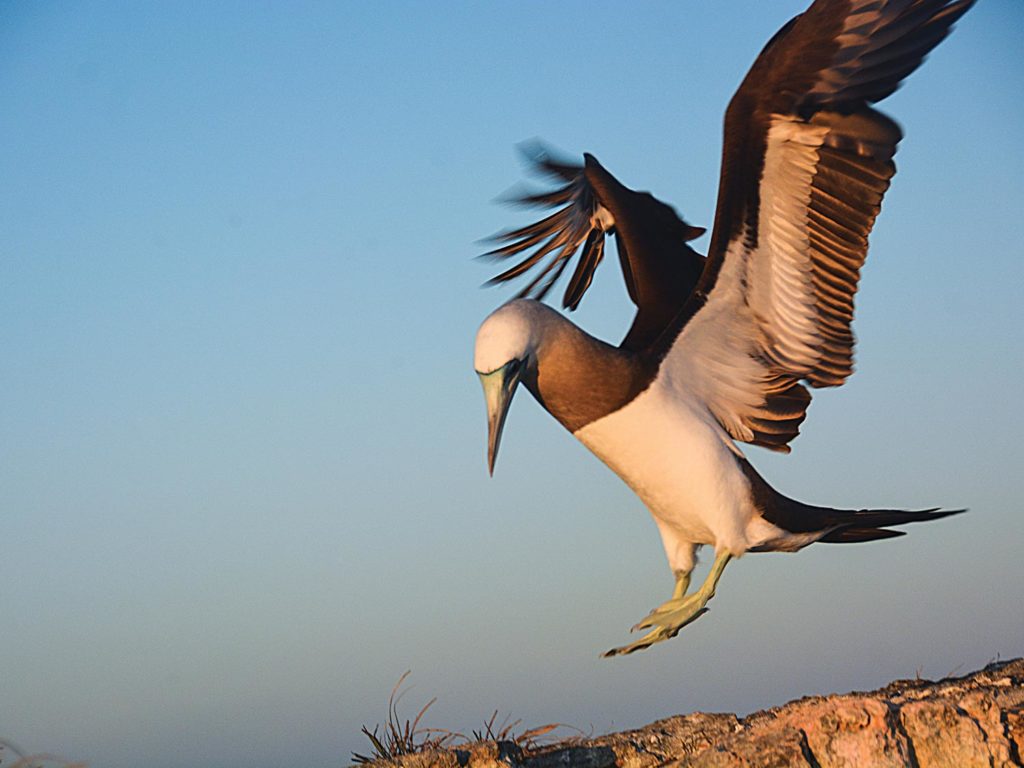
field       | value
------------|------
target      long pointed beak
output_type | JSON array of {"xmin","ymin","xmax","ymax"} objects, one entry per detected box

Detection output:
[{"xmin": 477, "ymin": 361, "xmax": 522, "ymax": 476}]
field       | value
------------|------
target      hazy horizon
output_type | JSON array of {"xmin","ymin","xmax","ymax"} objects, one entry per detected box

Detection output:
[{"xmin": 2, "ymin": 2, "xmax": 1022, "ymax": 767}]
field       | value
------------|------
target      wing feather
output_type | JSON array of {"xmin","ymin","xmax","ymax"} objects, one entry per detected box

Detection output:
[
  {"xmin": 482, "ymin": 146, "xmax": 615, "ymax": 309},
  {"xmin": 657, "ymin": 0, "xmax": 972, "ymax": 452},
  {"xmin": 484, "ymin": 144, "xmax": 707, "ymax": 351}
]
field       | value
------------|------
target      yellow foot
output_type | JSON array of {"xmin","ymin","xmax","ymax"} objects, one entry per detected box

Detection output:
[
  {"xmin": 600, "ymin": 552, "xmax": 732, "ymax": 658},
  {"xmin": 632, "ymin": 592, "xmax": 710, "ymax": 632},
  {"xmin": 601, "ymin": 596, "xmax": 710, "ymax": 657}
]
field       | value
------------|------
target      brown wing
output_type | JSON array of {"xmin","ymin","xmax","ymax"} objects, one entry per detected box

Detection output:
[
  {"xmin": 657, "ymin": 0, "xmax": 974, "ymax": 452},
  {"xmin": 483, "ymin": 143, "xmax": 706, "ymax": 351}
]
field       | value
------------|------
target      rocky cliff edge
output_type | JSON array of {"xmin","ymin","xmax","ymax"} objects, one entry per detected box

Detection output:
[{"xmin": 369, "ymin": 658, "xmax": 1024, "ymax": 768}]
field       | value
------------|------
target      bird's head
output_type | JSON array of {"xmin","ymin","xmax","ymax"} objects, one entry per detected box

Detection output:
[{"xmin": 473, "ymin": 299, "xmax": 551, "ymax": 475}]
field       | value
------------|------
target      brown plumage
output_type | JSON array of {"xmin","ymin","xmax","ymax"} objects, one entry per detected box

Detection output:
[
  {"xmin": 484, "ymin": 143, "xmax": 705, "ymax": 352},
  {"xmin": 485, "ymin": 1, "xmax": 973, "ymax": 452}
]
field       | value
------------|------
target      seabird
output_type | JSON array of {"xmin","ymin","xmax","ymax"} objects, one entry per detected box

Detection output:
[{"xmin": 473, "ymin": 0, "xmax": 973, "ymax": 657}]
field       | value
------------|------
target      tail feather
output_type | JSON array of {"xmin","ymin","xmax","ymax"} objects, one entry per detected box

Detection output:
[
  {"xmin": 819, "ymin": 526, "xmax": 905, "ymax": 543},
  {"xmin": 818, "ymin": 507, "xmax": 965, "ymax": 544},
  {"xmin": 738, "ymin": 456, "xmax": 966, "ymax": 545}
]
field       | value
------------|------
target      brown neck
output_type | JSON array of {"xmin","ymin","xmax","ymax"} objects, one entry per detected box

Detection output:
[{"xmin": 522, "ymin": 319, "xmax": 657, "ymax": 433}]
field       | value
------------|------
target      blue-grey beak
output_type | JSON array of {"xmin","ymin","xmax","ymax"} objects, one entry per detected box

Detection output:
[{"xmin": 477, "ymin": 360, "xmax": 523, "ymax": 475}]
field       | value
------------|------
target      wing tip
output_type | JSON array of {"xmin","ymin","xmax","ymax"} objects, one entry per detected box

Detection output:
[{"xmin": 516, "ymin": 139, "xmax": 581, "ymax": 180}]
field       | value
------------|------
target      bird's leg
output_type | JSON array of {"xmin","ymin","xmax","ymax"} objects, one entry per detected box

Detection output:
[
  {"xmin": 670, "ymin": 569, "xmax": 691, "ymax": 601},
  {"xmin": 602, "ymin": 552, "xmax": 733, "ymax": 658},
  {"xmin": 631, "ymin": 553, "xmax": 728, "ymax": 633},
  {"xmin": 628, "ymin": 568, "xmax": 690, "ymax": 630}
]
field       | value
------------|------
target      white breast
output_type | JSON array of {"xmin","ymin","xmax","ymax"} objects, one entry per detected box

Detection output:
[{"xmin": 573, "ymin": 378, "xmax": 758, "ymax": 554}]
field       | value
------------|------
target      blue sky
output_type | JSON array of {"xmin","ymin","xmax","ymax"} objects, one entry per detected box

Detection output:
[{"xmin": 1, "ymin": 2, "xmax": 1022, "ymax": 767}]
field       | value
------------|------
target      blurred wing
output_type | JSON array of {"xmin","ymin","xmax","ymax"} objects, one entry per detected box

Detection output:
[
  {"xmin": 484, "ymin": 143, "xmax": 706, "ymax": 350},
  {"xmin": 657, "ymin": 0, "xmax": 973, "ymax": 452},
  {"xmin": 483, "ymin": 144, "xmax": 613, "ymax": 311}
]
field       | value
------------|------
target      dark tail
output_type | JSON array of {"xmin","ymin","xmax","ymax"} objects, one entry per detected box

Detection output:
[
  {"xmin": 816, "ymin": 507, "xmax": 965, "ymax": 543},
  {"xmin": 738, "ymin": 457, "xmax": 965, "ymax": 544}
]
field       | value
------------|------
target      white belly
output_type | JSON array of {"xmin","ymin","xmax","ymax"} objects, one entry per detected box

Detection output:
[{"xmin": 573, "ymin": 379, "xmax": 759, "ymax": 554}]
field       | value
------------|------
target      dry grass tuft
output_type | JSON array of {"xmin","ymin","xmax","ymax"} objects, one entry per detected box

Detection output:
[
  {"xmin": 351, "ymin": 672, "xmax": 459, "ymax": 764},
  {"xmin": 0, "ymin": 738, "xmax": 88, "ymax": 768},
  {"xmin": 471, "ymin": 712, "xmax": 581, "ymax": 751},
  {"xmin": 352, "ymin": 673, "xmax": 586, "ymax": 765}
]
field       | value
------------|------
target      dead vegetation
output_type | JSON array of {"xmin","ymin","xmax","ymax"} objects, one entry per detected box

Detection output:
[
  {"xmin": 0, "ymin": 739, "xmax": 87, "ymax": 768},
  {"xmin": 351, "ymin": 672, "xmax": 584, "ymax": 766},
  {"xmin": 351, "ymin": 672, "xmax": 459, "ymax": 764}
]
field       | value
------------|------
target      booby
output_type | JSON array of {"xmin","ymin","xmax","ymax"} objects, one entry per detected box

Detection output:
[{"xmin": 474, "ymin": 0, "xmax": 973, "ymax": 657}]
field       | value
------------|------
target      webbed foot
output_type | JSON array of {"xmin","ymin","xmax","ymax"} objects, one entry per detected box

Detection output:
[
  {"xmin": 602, "ymin": 595, "xmax": 710, "ymax": 657},
  {"xmin": 601, "ymin": 552, "xmax": 732, "ymax": 658}
]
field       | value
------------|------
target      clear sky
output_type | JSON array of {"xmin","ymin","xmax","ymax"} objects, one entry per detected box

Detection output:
[{"xmin": 1, "ymin": 2, "xmax": 1022, "ymax": 767}]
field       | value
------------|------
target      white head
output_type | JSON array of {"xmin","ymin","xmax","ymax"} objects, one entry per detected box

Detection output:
[
  {"xmin": 473, "ymin": 299, "xmax": 560, "ymax": 474},
  {"xmin": 473, "ymin": 298, "xmax": 556, "ymax": 374}
]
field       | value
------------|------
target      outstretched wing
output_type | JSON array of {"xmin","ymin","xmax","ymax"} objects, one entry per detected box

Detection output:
[
  {"xmin": 656, "ymin": 0, "xmax": 973, "ymax": 452},
  {"xmin": 484, "ymin": 144, "xmax": 706, "ymax": 351}
]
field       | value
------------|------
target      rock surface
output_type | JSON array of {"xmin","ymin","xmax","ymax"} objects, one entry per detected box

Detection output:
[{"xmin": 373, "ymin": 658, "xmax": 1024, "ymax": 768}]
